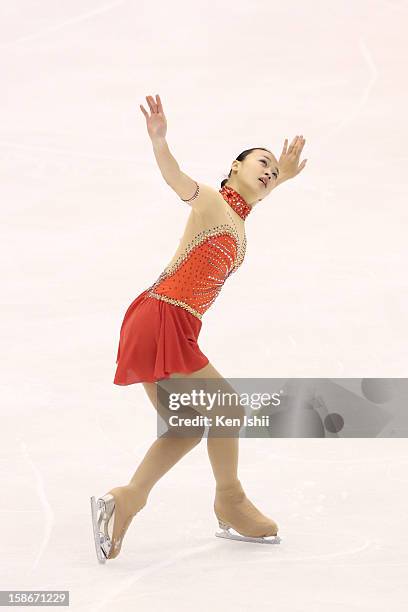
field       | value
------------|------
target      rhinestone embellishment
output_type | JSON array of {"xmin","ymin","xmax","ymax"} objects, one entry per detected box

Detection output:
[
  {"xmin": 147, "ymin": 185, "xmax": 250, "ymax": 320},
  {"xmin": 219, "ymin": 186, "xmax": 253, "ymax": 220},
  {"xmin": 180, "ymin": 182, "xmax": 200, "ymax": 202},
  {"xmin": 146, "ymin": 224, "xmax": 246, "ymax": 320}
]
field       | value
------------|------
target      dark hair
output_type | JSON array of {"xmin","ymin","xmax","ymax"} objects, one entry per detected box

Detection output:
[{"xmin": 220, "ymin": 147, "xmax": 272, "ymax": 189}]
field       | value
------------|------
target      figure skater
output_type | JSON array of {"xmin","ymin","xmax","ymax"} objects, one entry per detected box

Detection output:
[{"xmin": 90, "ymin": 94, "xmax": 307, "ymax": 562}]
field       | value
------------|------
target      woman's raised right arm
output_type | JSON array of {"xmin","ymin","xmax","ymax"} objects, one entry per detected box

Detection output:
[{"xmin": 140, "ymin": 94, "xmax": 199, "ymax": 203}]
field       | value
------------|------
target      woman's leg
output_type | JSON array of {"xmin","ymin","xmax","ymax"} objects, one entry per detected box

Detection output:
[
  {"xmin": 168, "ymin": 362, "xmax": 245, "ymax": 488},
  {"xmin": 102, "ymin": 381, "xmax": 206, "ymax": 559},
  {"xmin": 167, "ymin": 362, "xmax": 279, "ymax": 537},
  {"xmin": 126, "ymin": 364, "xmax": 243, "ymax": 505},
  {"xmin": 126, "ymin": 381, "xmax": 205, "ymax": 504},
  {"xmin": 104, "ymin": 361, "xmax": 275, "ymax": 560}
]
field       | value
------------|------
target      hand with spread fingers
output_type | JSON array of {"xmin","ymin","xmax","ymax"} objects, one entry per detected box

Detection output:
[
  {"xmin": 140, "ymin": 94, "xmax": 167, "ymax": 141},
  {"xmin": 277, "ymin": 135, "xmax": 307, "ymax": 181}
]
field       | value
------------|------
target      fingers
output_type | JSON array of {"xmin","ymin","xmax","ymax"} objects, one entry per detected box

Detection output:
[
  {"xmin": 296, "ymin": 138, "xmax": 306, "ymax": 161},
  {"xmin": 287, "ymin": 135, "xmax": 300, "ymax": 152},
  {"xmin": 139, "ymin": 104, "xmax": 148, "ymax": 118},
  {"xmin": 145, "ymin": 95, "xmax": 157, "ymax": 114},
  {"xmin": 156, "ymin": 94, "xmax": 164, "ymax": 114},
  {"xmin": 297, "ymin": 136, "xmax": 306, "ymax": 153},
  {"xmin": 296, "ymin": 158, "xmax": 308, "ymax": 175},
  {"xmin": 288, "ymin": 135, "xmax": 306, "ymax": 156},
  {"xmin": 287, "ymin": 136, "xmax": 297, "ymax": 153},
  {"xmin": 140, "ymin": 94, "xmax": 164, "ymax": 117}
]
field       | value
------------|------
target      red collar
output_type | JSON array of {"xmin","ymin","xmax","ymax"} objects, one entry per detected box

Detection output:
[{"xmin": 219, "ymin": 185, "xmax": 252, "ymax": 220}]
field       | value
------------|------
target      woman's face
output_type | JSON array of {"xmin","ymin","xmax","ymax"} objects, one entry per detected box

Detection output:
[{"xmin": 232, "ymin": 149, "xmax": 280, "ymax": 201}]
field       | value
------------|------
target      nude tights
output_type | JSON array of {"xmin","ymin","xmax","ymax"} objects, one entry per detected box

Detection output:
[{"xmin": 127, "ymin": 433, "xmax": 239, "ymax": 503}]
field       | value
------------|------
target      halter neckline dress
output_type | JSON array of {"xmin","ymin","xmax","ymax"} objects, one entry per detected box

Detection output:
[{"xmin": 113, "ymin": 184, "xmax": 253, "ymax": 385}]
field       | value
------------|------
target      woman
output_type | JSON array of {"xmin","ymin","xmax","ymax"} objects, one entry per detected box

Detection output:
[{"xmin": 90, "ymin": 94, "xmax": 307, "ymax": 562}]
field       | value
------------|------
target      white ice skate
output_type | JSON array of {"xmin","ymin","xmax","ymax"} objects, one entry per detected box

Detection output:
[
  {"xmin": 215, "ymin": 518, "xmax": 282, "ymax": 544},
  {"xmin": 90, "ymin": 494, "xmax": 115, "ymax": 563}
]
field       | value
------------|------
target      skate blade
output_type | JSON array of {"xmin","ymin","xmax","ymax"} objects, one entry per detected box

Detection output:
[
  {"xmin": 215, "ymin": 527, "xmax": 281, "ymax": 545},
  {"xmin": 90, "ymin": 495, "xmax": 114, "ymax": 563}
]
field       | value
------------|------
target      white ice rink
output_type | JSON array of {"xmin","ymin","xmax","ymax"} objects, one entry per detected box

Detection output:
[{"xmin": 1, "ymin": 0, "xmax": 408, "ymax": 610}]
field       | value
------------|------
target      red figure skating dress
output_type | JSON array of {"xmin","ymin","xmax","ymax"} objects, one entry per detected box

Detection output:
[{"xmin": 113, "ymin": 184, "xmax": 253, "ymax": 384}]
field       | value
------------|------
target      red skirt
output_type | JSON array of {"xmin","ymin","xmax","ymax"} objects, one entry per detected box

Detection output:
[{"xmin": 113, "ymin": 289, "xmax": 209, "ymax": 385}]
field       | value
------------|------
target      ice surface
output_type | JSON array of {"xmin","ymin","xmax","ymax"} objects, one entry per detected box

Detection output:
[{"xmin": 1, "ymin": 0, "xmax": 408, "ymax": 610}]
